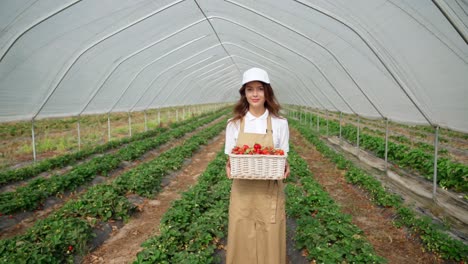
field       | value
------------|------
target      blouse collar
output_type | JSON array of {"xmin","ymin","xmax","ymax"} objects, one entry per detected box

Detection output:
[{"xmin": 246, "ymin": 109, "xmax": 269, "ymax": 121}]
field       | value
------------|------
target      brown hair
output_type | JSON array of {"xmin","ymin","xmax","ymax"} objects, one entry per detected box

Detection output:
[{"xmin": 230, "ymin": 82, "xmax": 282, "ymax": 124}]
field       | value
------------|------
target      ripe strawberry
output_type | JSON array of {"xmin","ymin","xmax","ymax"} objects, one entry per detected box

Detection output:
[
  {"xmin": 254, "ymin": 143, "xmax": 261, "ymax": 150},
  {"xmin": 231, "ymin": 147, "xmax": 238, "ymax": 154}
]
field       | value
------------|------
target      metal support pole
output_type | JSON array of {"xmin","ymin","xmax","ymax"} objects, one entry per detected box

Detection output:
[
  {"xmin": 385, "ymin": 118, "xmax": 389, "ymax": 171},
  {"xmin": 183, "ymin": 107, "xmax": 186, "ymax": 120},
  {"xmin": 128, "ymin": 112, "xmax": 132, "ymax": 137},
  {"xmin": 357, "ymin": 116, "xmax": 360, "ymax": 155},
  {"xmin": 31, "ymin": 120, "xmax": 37, "ymax": 162},
  {"xmin": 309, "ymin": 111, "xmax": 312, "ymax": 128},
  {"xmin": 107, "ymin": 113, "xmax": 111, "ymax": 141},
  {"xmin": 326, "ymin": 110, "xmax": 329, "ymax": 136},
  {"xmin": 176, "ymin": 109, "xmax": 179, "ymax": 122},
  {"xmin": 317, "ymin": 114, "xmax": 320, "ymax": 133},
  {"xmin": 77, "ymin": 118, "xmax": 81, "ymax": 151},
  {"xmin": 144, "ymin": 111, "xmax": 148, "ymax": 132},
  {"xmin": 158, "ymin": 109, "xmax": 161, "ymax": 126},
  {"xmin": 339, "ymin": 112, "xmax": 342, "ymax": 142},
  {"xmin": 433, "ymin": 126, "xmax": 440, "ymax": 200}
]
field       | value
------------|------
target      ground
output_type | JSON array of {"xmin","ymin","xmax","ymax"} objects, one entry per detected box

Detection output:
[
  {"xmin": 2, "ymin": 120, "xmax": 462, "ymax": 263},
  {"xmin": 82, "ymin": 133, "xmax": 225, "ymax": 264},
  {"xmin": 80, "ymin": 128, "xmax": 444, "ymax": 263}
]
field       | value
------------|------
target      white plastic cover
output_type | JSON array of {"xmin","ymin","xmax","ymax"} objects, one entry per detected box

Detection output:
[{"xmin": 0, "ymin": 0, "xmax": 467, "ymax": 132}]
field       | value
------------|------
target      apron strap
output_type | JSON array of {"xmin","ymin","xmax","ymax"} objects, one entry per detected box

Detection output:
[
  {"xmin": 240, "ymin": 116, "xmax": 245, "ymax": 132},
  {"xmin": 266, "ymin": 115, "xmax": 273, "ymax": 134}
]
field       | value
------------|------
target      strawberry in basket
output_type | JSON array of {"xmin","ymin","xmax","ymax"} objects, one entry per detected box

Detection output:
[{"xmin": 231, "ymin": 143, "xmax": 284, "ymax": 155}]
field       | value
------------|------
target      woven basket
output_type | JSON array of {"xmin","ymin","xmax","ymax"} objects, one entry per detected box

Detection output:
[{"xmin": 229, "ymin": 154, "xmax": 287, "ymax": 180}]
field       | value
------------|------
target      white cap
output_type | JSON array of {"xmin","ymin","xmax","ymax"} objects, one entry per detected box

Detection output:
[{"xmin": 242, "ymin": 67, "xmax": 270, "ymax": 85}]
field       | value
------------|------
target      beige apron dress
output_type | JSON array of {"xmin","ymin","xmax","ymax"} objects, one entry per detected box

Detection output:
[{"xmin": 226, "ymin": 115, "xmax": 286, "ymax": 264}]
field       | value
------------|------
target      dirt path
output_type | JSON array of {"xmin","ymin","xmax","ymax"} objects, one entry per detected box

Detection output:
[
  {"xmin": 82, "ymin": 132, "xmax": 226, "ymax": 264},
  {"xmin": 290, "ymin": 128, "xmax": 442, "ymax": 264}
]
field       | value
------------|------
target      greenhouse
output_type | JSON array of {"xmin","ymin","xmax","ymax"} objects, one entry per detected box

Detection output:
[{"xmin": 0, "ymin": 0, "xmax": 467, "ymax": 263}]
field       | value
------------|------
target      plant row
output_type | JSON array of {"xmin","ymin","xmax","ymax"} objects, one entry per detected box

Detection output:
[
  {"xmin": 293, "ymin": 108, "xmax": 466, "ymax": 141},
  {"xmin": 291, "ymin": 111, "xmax": 467, "ymax": 193},
  {"xmin": 135, "ymin": 147, "xmax": 385, "ymax": 264},
  {"xmin": 0, "ymin": 117, "xmax": 227, "ymax": 263},
  {"xmin": 290, "ymin": 118, "xmax": 468, "ymax": 262},
  {"xmin": 135, "ymin": 151, "xmax": 231, "ymax": 263},
  {"xmin": 285, "ymin": 147, "xmax": 386, "ymax": 263},
  {"xmin": 0, "ymin": 106, "xmax": 214, "ymax": 139},
  {"xmin": 361, "ymin": 126, "xmax": 449, "ymax": 154},
  {"xmin": 0, "ymin": 110, "xmax": 228, "ymax": 215},
  {"xmin": 0, "ymin": 110, "xmax": 223, "ymax": 187}
]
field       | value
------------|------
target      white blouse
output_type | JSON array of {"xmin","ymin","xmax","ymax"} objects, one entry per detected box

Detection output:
[{"xmin": 224, "ymin": 109, "xmax": 290, "ymax": 154}]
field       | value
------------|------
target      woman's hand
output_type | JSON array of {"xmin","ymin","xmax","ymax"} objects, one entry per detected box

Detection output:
[
  {"xmin": 226, "ymin": 158, "xmax": 232, "ymax": 179},
  {"xmin": 284, "ymin": 161, "xmax": 290, "ymax": 179}
]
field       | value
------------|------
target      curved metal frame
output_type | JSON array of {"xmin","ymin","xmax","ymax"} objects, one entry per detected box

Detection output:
[
  {"xmin": 225, "ymin": 42, "xmax": 335, "ymax": 111},
  {"xmin": 208, "ymin": 16, "xmax": 359, "ymax": 115},
  {"xmin": 1, "ymin": 0, "xmax": 446, "ymax": 131},
  {"xmin": 294, "ymin": 0, "xmax": 434, "ymax": 126},
  {"xmin": 81, "ymin": 21, "xmax": 209, "ymax": 116},
  {"xmin": 30, "ymin": 0, "xmax": 185, "ymax": 120},
  {"xmin": 0, "ymin": 0, "xmax": 83, "ymax": 62},
  {"xmin": 225, "ymin": 0, "xmax": 386, "ymax": 118}
]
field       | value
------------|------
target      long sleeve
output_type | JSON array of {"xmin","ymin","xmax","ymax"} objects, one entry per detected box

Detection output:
[
  {"xmin": 274, "ymin": 118, "xmax": 289, "ymax": 153},
  {"xmin": 225, "ymin": 120, "xmax": 239, "ymax": 154}
]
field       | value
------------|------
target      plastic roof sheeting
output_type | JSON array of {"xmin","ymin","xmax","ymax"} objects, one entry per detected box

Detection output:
[{"xmin": 0, "ymin": 0, "xmax": 467, "ymax": 132}]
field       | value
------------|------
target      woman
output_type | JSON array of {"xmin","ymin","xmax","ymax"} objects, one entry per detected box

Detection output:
[{"xmin": 225, "ymin": 67, "xmax": 290, "ymax": 264}]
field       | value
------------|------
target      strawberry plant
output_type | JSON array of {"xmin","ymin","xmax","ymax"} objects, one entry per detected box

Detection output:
[
  {"xmin": 0, "ymin": 115, "xmax": 228, "ymax": 262},
  {"xmin": 291, "ymin": 111, "xmax": 467, "ymax": 193},
  {"xmin": 290, "ymin": 117, "xmax": 468, "ymax": 262},
  {"xmin": 0, "ymin": 109, "xmax": 226, "ymax": 187},
  {"xmin": 59, "ymin": 184, "xmax": 133, "ymax": 221},
  {"xmin": 135, "ymin": 152, "xmax": 231, "ymax": 264},
  {"xmin": 0, "ymin": 111, "xmax": 228, "ymax": 214},
  {"xmin": 0, "ymin": 217, "xmax": 92, "ymax": 263},
  {"xmin": 286, "ymin": 147, "xmax": 385, "ymax": 263}
]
